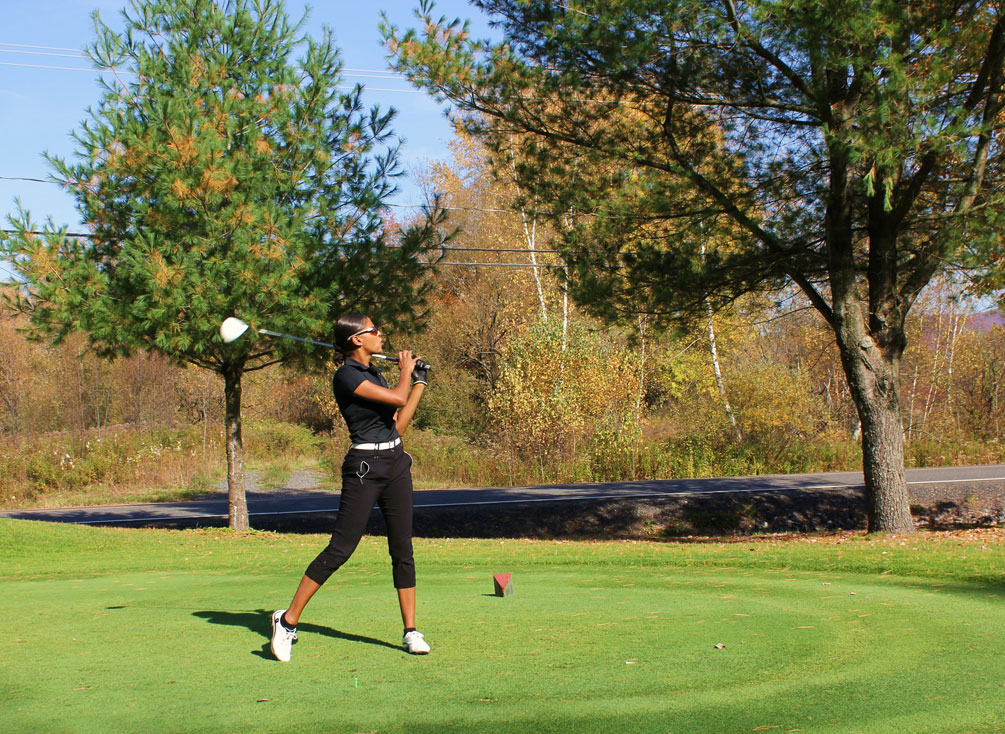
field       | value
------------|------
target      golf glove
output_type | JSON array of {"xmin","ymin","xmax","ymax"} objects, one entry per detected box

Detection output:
[{"xmin": 413, "ymin": 366, "xmax": 428, "ymax": 386}]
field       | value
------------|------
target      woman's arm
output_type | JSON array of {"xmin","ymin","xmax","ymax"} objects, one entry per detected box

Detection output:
[
  {"xmin": 394, "ymin": 382, "xmax": 425, "ymax": 435},
  {"xmin": 350, "ymin": 351, "xmax": 418, "ymax": 409}
]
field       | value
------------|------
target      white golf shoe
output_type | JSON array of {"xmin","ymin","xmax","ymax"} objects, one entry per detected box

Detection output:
[
  {"xmin": 270, "ymin": 609, "xmax": 297, "ymax": 662},
  {"xmin": 402, "ymin": 630, "xmax": 430, "ymax": 655}
]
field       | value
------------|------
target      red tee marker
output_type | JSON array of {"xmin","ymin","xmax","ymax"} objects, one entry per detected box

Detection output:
[{"xmin": 493, "ymin": 573, "xmax": 513, "ymax": 597}]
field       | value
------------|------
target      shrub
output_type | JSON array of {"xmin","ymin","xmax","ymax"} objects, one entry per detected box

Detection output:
[
  {"xmin": 487, "ymin": 319, "xmax": 642, "ymax": 482},
  {"xmin": 905, "ymin": 437, "xmax": 1005, "ymax": 467},
  {"xmin": 0, "ymin": 425, "xmax": 222, "ymax": 506},
  {"xmin": 243, "ymin": 419, "xmax": 322, "ymax": 459},
  {"xmin": 729, "ymin": 362, "xmax": 829, "ymax": 462}
]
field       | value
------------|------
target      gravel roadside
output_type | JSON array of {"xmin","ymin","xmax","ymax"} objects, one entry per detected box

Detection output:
[{"xmin": 253, "ymin": 475, "xmax": 1005, "ymax": 539}]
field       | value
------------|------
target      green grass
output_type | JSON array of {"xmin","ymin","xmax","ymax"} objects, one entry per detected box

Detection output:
[{"xmin": 1, "ymin": 521, "xmax": 1003, "ymax": 734}]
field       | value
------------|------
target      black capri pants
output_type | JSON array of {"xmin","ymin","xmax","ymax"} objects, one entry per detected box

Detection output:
[{"xmin": 304, "ymin": 445, "xmax": 416, "ymax": 589}]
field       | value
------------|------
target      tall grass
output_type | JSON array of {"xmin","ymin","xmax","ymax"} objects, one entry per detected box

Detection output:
[
  {"xmin": 6, "ymin": 419, "xmax": 1003, "ymax": 509},
  {"xmin": 319, "ymin": 427, "xmax": 514, "ymax": 488},
  {"xmin": 400, "ymin": 430, "xmax": 1001, "ymax": 488},
  {"xmin": 0, "ymin": 425, "xmax": 219, "ymax": 507},
  {"xmin": 0, "ymin": 419, "xmax": 324, "ymax": 509},
  {"xmin": 905, "ymin": 437, "xmax": 1005, "ymax": 467}
]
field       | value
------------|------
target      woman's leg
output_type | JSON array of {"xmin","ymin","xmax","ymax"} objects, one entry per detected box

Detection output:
[
  {"xmin": 397, "ymin": 586, "xmax": 416, "ymax": 629},
  {"xmin": 283, "ymin": 575, "xmax": 321, "ymax": 627},
  {"xmin": 290, "ymin": 452, "xmax": 382, "ymax": 622},
  {"xmin": 379, "ymin": 450, "xmax": 422, "ymax": 640},
  {"xmin": 377, "ymin": 450, "xmax": 416, "ymax": 593}
]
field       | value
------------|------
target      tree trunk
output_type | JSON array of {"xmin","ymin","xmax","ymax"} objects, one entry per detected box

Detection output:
[
  {"xmin": 833, "ymin": 319, "xmax": 915, "ymax": 534},
  {"xmin": 561, "ymin": 266, "xmax": 569, "ymax": 354},
  {"xmin": 701, "ymin": 241, "xmax": 741, "ymax": 440},
  {"xmin": 519, "ymin": 207, "xmax": 548, "ymax": 320},
  {"xmin": 706, "ymin": 299, "xmax": 742, "ymax": 441},
  {"xmin": 223, "ymin": 364, "xmax": 249, "ymax": 531}
]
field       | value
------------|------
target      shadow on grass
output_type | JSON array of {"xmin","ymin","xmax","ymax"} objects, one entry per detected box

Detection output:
[{"xmin": 192, "ymin": 609, "xmax": 403, "ymax": 659}]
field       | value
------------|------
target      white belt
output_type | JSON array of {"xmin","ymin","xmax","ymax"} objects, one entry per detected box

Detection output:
[{"xmin": 351, "ymin": 437, "xmax": 401, "ymax": 451}]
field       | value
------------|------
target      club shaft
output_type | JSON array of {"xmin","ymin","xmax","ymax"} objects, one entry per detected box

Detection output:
[
  {"xmin": 374, "ymin": 354, "xmax": 433, "ymax": 371},
  {"xmin": 254, "ymin": 328, "xmax": 432, "ymax": 370},
  {"xmin": 257, "ymin": 329, "xmax": 334, "ymax": 349}
]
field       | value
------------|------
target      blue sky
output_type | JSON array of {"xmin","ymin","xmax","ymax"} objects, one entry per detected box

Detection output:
[{"xmin": 0, "ymin": 0, "xmax": 490, "ymax": 236}]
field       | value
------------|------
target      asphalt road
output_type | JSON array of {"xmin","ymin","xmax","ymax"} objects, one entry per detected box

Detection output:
[{"xmin": 3, "ymin": 464, "xmax": 1005, "ymax": 527}]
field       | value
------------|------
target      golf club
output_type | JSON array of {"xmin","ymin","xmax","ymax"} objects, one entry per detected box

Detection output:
[{"xmin": 220, "ymin": 317, "xmax": 432, "ymax": 370}]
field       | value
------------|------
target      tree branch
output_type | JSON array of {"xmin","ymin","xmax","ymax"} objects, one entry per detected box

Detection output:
[
  {"xmin": 720, "ymin": 0, "xmax": 817, "ymax": 104},
  {"xmin": 891, "ymin": 15, "xmax": 1005, "ymax": 227}
]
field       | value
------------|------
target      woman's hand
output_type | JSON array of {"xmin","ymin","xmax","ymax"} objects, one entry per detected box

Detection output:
[
  {"xmin": 352, "ymin": 350, "xmax": 421, "ymax": 409},
  {"xmin": 394, "ymin": 350, "xmax": 425, "ymax": 435},
  {"xmin": 397, "ymin": 350, "xmax": 417, "ymax": 378}
]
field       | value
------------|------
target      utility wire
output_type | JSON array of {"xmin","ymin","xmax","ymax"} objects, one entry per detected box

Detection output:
[
  {"xmin": 343, "ymin": 68, "xmax": 406, "ymax": 78},
  {"xmin": 0, "ymin": 42, "xmax": 83, "ymax": 52},
  {"xmin": 0, "ymin": 48, "xmax": 88, "ymax": 59},
  {"xmin": 386, "ymin": 202, "xmax": 537, "ymax": 215},
  {"xmin": 0, "ymin": 44, "xmax": 615, "ymax": 103},
  {"xmin": 0, "ymin": 229, "xmax": 565, "ymax": 268},
  {"xmin": 0, "ymin": 178, "xmax": 517, "ymax": 214},
  {"xmin": 0, "ymin": 61, "xmax": 422, "ymax": 92},
  {"xmin": 426, "ymin": 262, "xmax": 564, "ymax": 268},
  {"xmin": 0, "ymin": 61, "xmax": 111, "ymax": 73},
  {"xmin": 434, "ymin": 246, "xmax": 561, "ymax": 254},
  {"xmin": 0, "ymin": 228, "xmax": 561, "ymax": 253},
  {"xmin": 0, "ymin": 177, "xmax": 572, "ymax": 221},
  {"xmin": 0, "ymin": 44, "xmax": 409, "ymax": 79}
]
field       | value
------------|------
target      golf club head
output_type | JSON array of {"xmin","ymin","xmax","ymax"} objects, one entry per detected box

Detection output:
[{"xmin": 220, "ymin": 317, "xmax": 251, "ymax": 344}]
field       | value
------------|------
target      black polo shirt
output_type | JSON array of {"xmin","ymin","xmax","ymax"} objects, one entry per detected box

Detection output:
[{"xmin": 333, "ymin": 358, "xmax": 400, "ymax": 444}]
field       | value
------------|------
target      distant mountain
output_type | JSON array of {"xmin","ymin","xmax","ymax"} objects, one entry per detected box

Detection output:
[{"xmin": 968, "ymin": 311, "xmax": 1005, "ymax": 332}]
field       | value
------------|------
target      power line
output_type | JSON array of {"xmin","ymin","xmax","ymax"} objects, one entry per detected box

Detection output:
[
  {"xmin": 0, "ymin": 43, "xmax": 409, "ymax": 79},
  {"xmin": 426, "ymin": 261, "xmax": 564, "ymax": 268},
  {"xmin": 437, "ymin": 246, "xmax": 561, "ymax": 254},
  {"xmin": 0, "ymin": 229, "xmax": 565, "ymax": 268},
  {"xmin": 1, "ymin": 49, "xmax": 408, "ymax": 81},
  {"xmin": 386, "ymin": 202, "xmax": 536, "ymax": 215},
  {"xmin": 345, "ymin": 85, "xmax": 420, "ymax": 93},
  {"xmin": 0, "ymin": 42, "xmax": 83, "ymax": 52},
  {"xmin": 0, "ymin": 60, "xmax": 421, "ymax": 92},
  {"xmin": 0, "ymin": 230, "xmax": 558, "ymax": 253},
  {"xmin": 0, "ymin": 61, "xmax": 110, "ymax": 73},
  {"xmin": 0, "ymin": 48, "xmax": 87, "ymax": 59},
  {"xmin": 0, "ymin": 55, "xmax": 631, "ymax": 106},
  {"xmin": 342, "ymin": 68, "xmax": 406, "ymax": 78},
  {"xmin": 0, "ymin": 44, "xmax": 408, "ymax": 79},
  {"xmin": 0, "ymin": 229, "xmax": 94, "ymax": 238},
  {"xmin": 0, "ymin": 43, "xmax": 617, "ymax": 105},
  {"xmin": 0, "ymin": 177, "xmax": 567, "ymax": 221}
]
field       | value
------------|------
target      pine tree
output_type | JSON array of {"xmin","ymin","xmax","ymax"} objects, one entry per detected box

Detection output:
[
  {"xmin": 384, "ymin": 0, "xmax": 1005, "ymax": 532},
  {"xmin": 3, "ymin": 0, "xmax": 446, "ymax": 529}
]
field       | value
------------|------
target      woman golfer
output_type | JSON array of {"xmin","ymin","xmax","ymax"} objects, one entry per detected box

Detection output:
[{"xmin": 270, "ymin": 314, "xmax": 430, "ymax": 661}]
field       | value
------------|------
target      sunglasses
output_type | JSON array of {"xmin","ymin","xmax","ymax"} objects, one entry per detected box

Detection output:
[{"xmin": 350, "ymin": 326, "xmax": 380, "ymax": 339}]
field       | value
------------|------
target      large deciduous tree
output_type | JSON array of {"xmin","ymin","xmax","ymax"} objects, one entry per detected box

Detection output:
[
  {"xmin": 3, "ymin": 0, "xmax": 446, "ymax": 529},
  {"xmin": 384, "ymin": 0, "xmax": 1005, "ymax": 532}
]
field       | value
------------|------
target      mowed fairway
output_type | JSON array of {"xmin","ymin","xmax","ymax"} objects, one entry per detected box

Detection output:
[{"xmin": 1, "ymin": 520, "xmax": 1003, "ymax": 734}]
